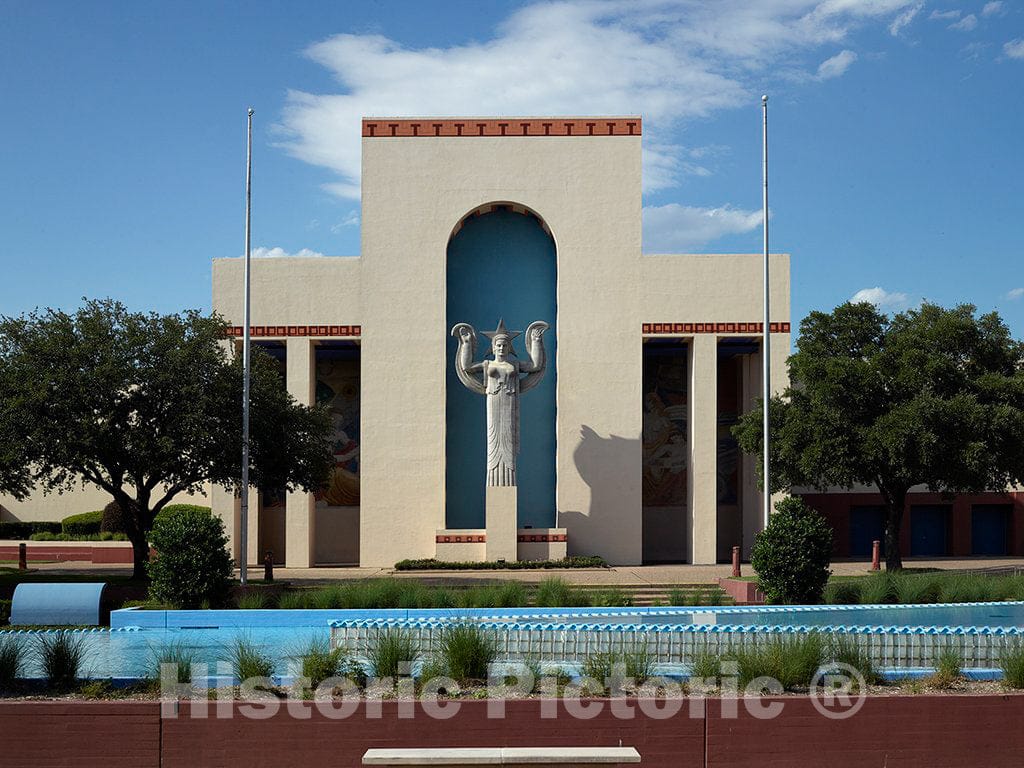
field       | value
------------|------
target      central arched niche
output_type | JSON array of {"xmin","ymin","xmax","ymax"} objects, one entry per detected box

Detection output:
[{"xmin": 446, "ymin": 204, "xmax": 556, "ymax": 530}]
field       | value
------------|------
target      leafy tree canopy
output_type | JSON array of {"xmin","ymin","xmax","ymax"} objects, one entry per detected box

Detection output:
[
  {"xmin": 0, "ymin": 299, "xmax": 334, "ymax": 577},
  {"xmin": 734, "ymin": 301, "xmax": 1024, "ymax": 569}
]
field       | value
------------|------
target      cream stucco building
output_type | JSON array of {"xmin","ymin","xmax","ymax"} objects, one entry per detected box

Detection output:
[{"xmin": 210, "ymin": 116, "xmax": 790, "ymax": 568}]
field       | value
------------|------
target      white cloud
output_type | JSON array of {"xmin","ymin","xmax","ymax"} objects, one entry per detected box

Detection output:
[
  {"xmin": 330, "ymin": 211, "xmax": 360, "ymax": 233},
  {"xmin": 1006, "ymin": 287, "xmax": 1024, "ymax": 300},
  {"xmin": 816, "ymin": 49, "xmax": 857, "ymax": 79},
  {"xmin": 642, "ymin": 203, "xmax": 763, "ymax": 252},
  {"xmin": 851, "ymin": 286, "xmax": 910, "ymax": 308},
  {"xmin": 949, "ymin": 13, "xmax": 978, "ymax": 31},
  {"xmin": 249, "ymin": 246, "xmax": 325, "ymax": 259},
  {"xmin": 982, "ymin": 2, "xmax": 1005, "ymax": 17},
  {"xmin": 889, "ymin": 2, "xmax": 922, "ymax": 35},
  {"xmin": 1004, "ymin": 38, "xmax": 1024, "ymax": 59},
  {"xmin": 276, "ymin": 1, "xmax": 921, "ymax": 200},
  {"xmin": 929, "ymin": 9, "xmax": 961, "ymax": 21}
]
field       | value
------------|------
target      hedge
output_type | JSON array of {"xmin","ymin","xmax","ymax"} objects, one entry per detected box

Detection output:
[
  {"xmin": 61, "ymin": 511, "xmax": 103, "ymax": 536},
  {"xmin": 156, "ymin": 504, "xmax": 213, "ymax": 520},
  {"xmin": 0, "ymin": 521, "xmax": 62, "ymax": 540}
]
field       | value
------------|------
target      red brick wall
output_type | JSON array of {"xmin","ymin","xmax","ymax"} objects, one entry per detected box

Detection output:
[
  {"xmin": 706, "ymin": 695, "xmax": 1024, "ymax": 768},
  {"xmin": 799, "ymin": 491, "xmax": 1024, "ymax": 558},
  {"xmin": 160, "ymin": 699, "xmax": 705, "ymax": 768},
  {"xmin": 0, "ymin": 702, "xmax": 161, "ymax": 768},
  {"xmin": 3, "ymin": 696, "xmax": 1024, "ymax": 767}
]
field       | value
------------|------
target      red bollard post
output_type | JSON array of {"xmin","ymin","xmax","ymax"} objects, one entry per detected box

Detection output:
[
  {"xmin": 871, "ymin": 540, "xmax": 881, "ymax": 571},
  {"xmin": 731, "ymin": 546, "xmax": 741, "ymax": 578},
  {"xmin": 18, "ymin": 542, "xmax": 27, "ymax": 571}
]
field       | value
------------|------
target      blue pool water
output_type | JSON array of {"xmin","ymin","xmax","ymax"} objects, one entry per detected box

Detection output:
[{"xmin": 3, "ymin": 602, "xmax": 1023, "ymax": 680}]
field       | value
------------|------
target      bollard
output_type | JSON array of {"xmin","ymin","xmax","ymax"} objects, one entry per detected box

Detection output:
[
  {"xmin": 18, "ymin": 542, "xmax": 27, "ymax": 571},
  {"xmin": 263, "ymin": 550, "xmax": 274, "ymax": 582},
  {"xmin": 731, "ymin": 545, "xmax": 741, "ymax": 577},
  {"xmin": 871, "ymin": 540, "xmax": 881, "ymax": 571}
]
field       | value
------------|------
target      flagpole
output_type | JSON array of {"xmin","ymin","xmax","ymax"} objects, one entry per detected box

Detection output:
[
  {"xmin": 240, "ymin": 107, "xmax": 254, "ymax": 586},
  {"xmin": 761, "ymin": 94, "xmax": 771, "ymax": 531}
]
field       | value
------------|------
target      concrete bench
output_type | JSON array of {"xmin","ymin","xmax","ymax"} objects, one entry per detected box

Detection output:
[
  {"xmin": 363, "ymin": 747, "xmax": 640, "ymax": 766},
  {"xmin": 9, "ymin": 582, "xmax": 108, "ymax": 626}
]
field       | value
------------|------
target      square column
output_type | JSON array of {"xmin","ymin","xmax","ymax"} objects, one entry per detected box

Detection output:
[
  {"xmin": 285, "ymin": 338, "xmax": 316, "ymax": 568},
  {"xmin": 688, "ymin": 334, "xmax": 718, "ymax": 564}
]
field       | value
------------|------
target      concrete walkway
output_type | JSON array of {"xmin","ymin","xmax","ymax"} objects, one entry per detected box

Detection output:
[{"xmin": 16, "ymin": 556, "xmax": 1024, "ymax": 585}]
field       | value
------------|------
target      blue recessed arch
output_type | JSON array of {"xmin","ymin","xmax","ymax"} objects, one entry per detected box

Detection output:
[{"xmin": 445, "ymin": 204, "xmax": 557, "ymax": 530}]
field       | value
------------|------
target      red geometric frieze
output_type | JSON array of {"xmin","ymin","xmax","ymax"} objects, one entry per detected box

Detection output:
[
  {"xmin": 435, "ymin": 534, "xmax": 487, "ymax": 544},
  {"xmin": 516, "ymin": 533, "xmax": 568, "ymax": 543},
  {"xmin": 642, "ymin": 321, "xmax": 790, "ymax": 335},
  {"xmin": 226, "ymin": 325, "xmax": 361, "ymax": 338},
  {"xmin": 362, "ymin": 118, "xmax": 641, "ymax": 138}
]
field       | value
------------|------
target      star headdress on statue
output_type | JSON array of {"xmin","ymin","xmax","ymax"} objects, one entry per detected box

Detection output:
[{"xmin": 482, "ymin": 318, "xmax": 521, "ymax": 356}]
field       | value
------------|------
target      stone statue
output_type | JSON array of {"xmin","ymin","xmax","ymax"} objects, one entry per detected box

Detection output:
[{"xmin": 451, "ymin": 318, "xmax": 550, "ymax": 487}]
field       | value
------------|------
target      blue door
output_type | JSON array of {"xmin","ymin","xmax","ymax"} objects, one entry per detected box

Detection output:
[
  {"xmin": 910, "ymin": 505, "xmax": 950, "ymax": 556},
  {"xmin": 972, "ymin": 505, "xmax": 1010, "ymax": 555},
  {"xmin": 849, "ymin": 505, "xmax": 886, "ymax": 557}
]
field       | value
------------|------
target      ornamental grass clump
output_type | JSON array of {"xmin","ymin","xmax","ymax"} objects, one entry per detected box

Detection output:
[
  {"xmin": 225, "ymin": 637, "xmax": 274, "ymax": 682},
  {"xmin": 823, "ymin": 580, "xmax": 862, "ymax": 605},
  {"xmin": 930, "ymin": 647, "xmax": 964, "ymax": 689},
  {"xmin": 858, "ymin": 572, "xmax": 894, "ymax": 605},
  {"xmin": 367, "ymin": 627, "xmax": 418, "ymax": 679},
  {"xmin": 439, "ymin": 623, "xmax": 498, "ymax": 682},
  {"xmin": 535, "ymin": 577, "xmax": 589, "ymax": 607},
  {"xmin": 37, "ymin": 631, "xmax": 87, "ymax": 690},
  {"xmin": 0, "ymin": 634, "xmax": 26, "ymax": 689},
  {"xmin": 999, "ymin": 643, "xmax": 1024, "ymax": 689},
  {"xmin": 299, "ymin": 637, "xmax": 364, "ymax": 690},
  {"xmin": 581, "ymin": 644, "xmax": 655, "ymax": 692},
  {"xmin": 828, "ymin": 635, "xmax": 881, "ymax": 686},
  {"xmin": 734, "ymin": 634, "xmax": 825, "ymax": 692},
  {"xmin": 237, "ymin": 591, "xmax": 268, "ymax": 610},
  {"xmin": 751, "ymin": 497, "xmax": 833, "ymax": 605},
  {"xmin": 150, "ymin": 640, "xmax": 198, "ymax": 685}
]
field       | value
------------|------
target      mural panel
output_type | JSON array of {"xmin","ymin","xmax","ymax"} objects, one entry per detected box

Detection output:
[
  {"xmin": 315, "ymin": 346, "xmax": 360, "ymax": 507},
  {"xmin": 642, "ymin": 343, "xmax": 688, "ymax": 507}
]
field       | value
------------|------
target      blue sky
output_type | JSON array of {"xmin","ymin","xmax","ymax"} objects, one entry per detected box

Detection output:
[{"xmin": 2, "ymin": 0, "xmax": 1022, "ymax": 336}]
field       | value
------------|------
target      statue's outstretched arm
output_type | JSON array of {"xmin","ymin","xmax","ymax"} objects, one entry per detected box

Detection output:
[
  {"xmin": 519, "ymin": 320, "xmax": 549, "ymax": 392},
  {"xmin": 451, "ymin": 322, "xmax": 486, "ymax": 395}
]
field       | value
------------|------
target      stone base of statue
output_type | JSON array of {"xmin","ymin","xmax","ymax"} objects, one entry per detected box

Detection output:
[{"xmin": 485, "ymin": 486, "xmax": 518, "ymax": 562}]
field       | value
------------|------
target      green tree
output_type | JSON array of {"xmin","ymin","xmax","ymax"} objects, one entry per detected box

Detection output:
[
  {"xmin": 734, "ymin": 302, "xmax": 1024, "ymax": 570},
  {"xmin": 0, "ymin": 299, "xmax": 334, "ymax": 578}
]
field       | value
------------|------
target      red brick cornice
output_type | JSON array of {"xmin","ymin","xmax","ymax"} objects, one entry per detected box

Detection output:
[
  {"xmin": 363, "ymin": 118, "xmax": 641, "ymax": 138},
  {"xmin": 643, "ymin": 322, "xmax": 790, "ymax": 335}
]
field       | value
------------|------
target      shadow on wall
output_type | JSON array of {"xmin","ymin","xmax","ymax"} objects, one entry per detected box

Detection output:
[{"xmin": 561, "ymin": 425, "xmax": 641, "ymax": 564}]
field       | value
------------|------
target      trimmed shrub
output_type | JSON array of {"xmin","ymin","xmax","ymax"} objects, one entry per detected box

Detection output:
[
  {"xmin": 157, "ymin": 504, "xmax": 214, "ymax": 520},
  {"xmin": 751, "ymin": 497, "xmax": 833, "ymax": 604},
  {"xmin": 0, "ymin": 521, "xmax": 63, "ymax": 539},
  {"xmin": 61, "ymin": 511, "xmax": 103, "ymax": 536},
  {"xmin": 147, "ymin": 507, "xmax": 233, "ymax": 609},
  {"xmin": 100, "ymin": 500, "xmax": 128, "ymax": 533}
]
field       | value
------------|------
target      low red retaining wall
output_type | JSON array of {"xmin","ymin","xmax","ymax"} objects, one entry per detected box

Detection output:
[
  {"xmin": 0, "ymin": 543, "xmax": 134, "ymax": 564},
  {"xmin": 2, "ymin": 696, "xmax": 1023, "ymax": 768},
  {"xmin": 717, "ymin": 578, "xmax": 765, "ymax": 605}
]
